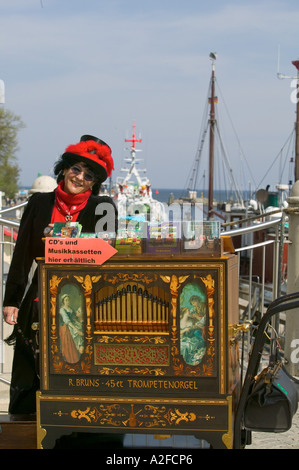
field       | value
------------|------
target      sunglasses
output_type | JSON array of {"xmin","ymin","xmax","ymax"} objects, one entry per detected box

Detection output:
[{"xmin": 69, "ymin": 165, "xmax": 96, "ymax": 182}]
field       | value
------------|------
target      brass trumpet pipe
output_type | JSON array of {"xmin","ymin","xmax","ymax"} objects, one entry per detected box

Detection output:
[
  {"xmin": 116, "ymin": 290, "xmax": 121, "ymax": 322},
  {"xmin": 121, "ymin": 288, "xmax": 126, "ymax": 322},
  {"xmin": 111, "ymin": 293, "xmax": 116, "ymax": 322},
  {"xmin": 103, "ymin": 298, "xmax": 107, "ymax": 323},
  {"xmin": 143, "ymin": 290, "xmax": 148, "ymax": 323},
  {"xmin": 107, "ymin": 296, "xmax": 111, "ymax": 323},
  {"xmin": 126, "ymin": 285, "xmax": 132, "ymax": 323},
  {"xmin": 132, "ymin": 285, "xmax": 137, "ymax": 322},
  {"xmin": 147, "ymin": 293, "xmax": 153, "ymax": 324},
  {"xmin": 137, "ymin": 288, "xmax": 143, "ymax": 323},
  {"xmin": 152, "ymin": 296, "xmax": 157, "ymax": 323}
]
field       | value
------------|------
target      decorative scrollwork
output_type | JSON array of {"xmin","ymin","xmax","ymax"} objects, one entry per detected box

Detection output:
[
  {"xmin": 96, "ymin": 335, "xmax": 167, "ymax": 344},
  {"xmin": 104, "ymin": 272, "xmax": 156, "ymax": 285},
  {"xmin": 66, "ymin": 403, "xmax": 214, "ymax": 429},
  {"xmin": 97, "ymin": 366, "xmax": 166, "ymax": 376}
]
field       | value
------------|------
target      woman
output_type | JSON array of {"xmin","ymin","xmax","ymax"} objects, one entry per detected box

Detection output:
[
  {"xmin": 59, "ymin": 294, "xmax": 84, "ymax": 363},
  {"xmin": 180, "ymin": 305, "xmax": 206, "ymax": 366},
  {"xmin": 2, "ymin": 135, "xmax": 118, "ymax": 414}
]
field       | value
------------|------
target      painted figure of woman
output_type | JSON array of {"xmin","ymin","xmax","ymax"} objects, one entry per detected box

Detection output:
[
  {"xmin": 180, "ymin": 291, "xmax": 207, "ymax": 365},
  {"xmin": 59, "ymin": 294, "xmax": 84, "ymax": 363}
]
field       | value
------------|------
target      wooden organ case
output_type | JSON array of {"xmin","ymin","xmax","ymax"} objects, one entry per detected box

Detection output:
[{"xmin": 36, "ymin": 253, "xmax": 240, "ymax": 449}]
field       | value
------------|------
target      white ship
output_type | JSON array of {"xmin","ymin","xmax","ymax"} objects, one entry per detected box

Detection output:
[{"xmin": 115, "ymin": 121, "xmax": 167, "ymax": 223}]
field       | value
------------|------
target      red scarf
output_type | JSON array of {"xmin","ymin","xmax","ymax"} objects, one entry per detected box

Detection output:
[{"xmin": 51, "ymin": 181, "xmax": 91, "ymax": 223}]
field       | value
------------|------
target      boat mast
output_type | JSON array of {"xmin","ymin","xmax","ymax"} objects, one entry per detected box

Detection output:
[
  {"xmin": 125, "ymin": 121, "xmax": 142, "ymax": 151},
  {"xmin": 292, "ymin": 60, "xmax": 299, "ymax": 182},
  {"xmin": 208, "ymin": 53, "xmax": 217, "ymax": 219}
]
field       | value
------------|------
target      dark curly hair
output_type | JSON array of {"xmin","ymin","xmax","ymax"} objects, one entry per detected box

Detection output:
[{"xmin": 53, "ymin": 157, "xmax": 102, "ymax": 195}]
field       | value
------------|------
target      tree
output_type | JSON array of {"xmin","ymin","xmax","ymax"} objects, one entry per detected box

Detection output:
[{"xmin": 0, "ymin": 107, "xmax": 25, "ymax": 199}]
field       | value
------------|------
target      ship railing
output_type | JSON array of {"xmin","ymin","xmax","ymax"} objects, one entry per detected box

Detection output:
[
  {"xmin": 222, "ymin": 214, "xmax": 287, "ymax": 364},
  {"xmin": 222, "ymin": 216, "xmax": 285, "ymax": 312},
  {"xmin": 0, "ymin": 208, "xmax": 286, "ymax": 380},
  {"xmin": 0, "ymin": 204, "xmax": 26, "ymax": 382}
]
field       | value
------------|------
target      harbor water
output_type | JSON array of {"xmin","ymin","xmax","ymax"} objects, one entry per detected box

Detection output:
[{"xmin": 151, "ymin": 188, "xmax": 248, "ymax": 204}]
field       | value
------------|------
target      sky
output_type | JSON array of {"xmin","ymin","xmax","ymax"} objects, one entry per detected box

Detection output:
[{"xmin": 1, "ymin": 0, "xmax": 299, "ymax": 193}]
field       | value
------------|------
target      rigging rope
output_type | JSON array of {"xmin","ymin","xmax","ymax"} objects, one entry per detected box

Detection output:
[
  {"xmin": 183, "ymin": 78, "xmax": 211, "ymax": 195},
  {"xmin": 256, "ymin": 129, "xmax": 295, "ymax": 190},
  {"xmin": 215, "ymin": 78, "xmax": 257, "ymax": 189}
]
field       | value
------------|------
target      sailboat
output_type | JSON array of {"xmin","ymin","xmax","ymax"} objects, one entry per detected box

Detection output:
[{"xmin": 181, "ymin": 53, "xmax": 249, "ymax": 221}]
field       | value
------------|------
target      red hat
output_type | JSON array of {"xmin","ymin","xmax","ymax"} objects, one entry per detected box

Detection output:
[{"xmin": 62, "ymin": 135, "xmax": 114, "ymax": 182}]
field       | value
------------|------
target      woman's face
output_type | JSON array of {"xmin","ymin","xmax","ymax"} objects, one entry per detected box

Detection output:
[
  {"xmin": 63, "ymin": 161, "xmax": 96, "ymax": 195},
  {"xmin": 63, "ymin": 296, "xmax": 70, "ymax": 306}
]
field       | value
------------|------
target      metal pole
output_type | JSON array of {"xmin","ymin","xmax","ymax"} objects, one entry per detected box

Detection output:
[
  {"xmin": 208, "ymin": 61, "xmax": 216, "ymax": 219},
  {"xmin": 290, "ymin": 60, "xmax": 299, "ymax": 181},
  {"xmin": 284, "ymin": 181, "xmax": 299, "ymax": 376},
  {"xmin": 261, "ymin": 244, "xmax": 265, "ymax": 313},
  {"xmin": 284, "ymin": 61, "xmax": 299, "ymax": 376},
  {"xmin": 295, "ymin": 70, "xmax": 299, "ymax": 181}
]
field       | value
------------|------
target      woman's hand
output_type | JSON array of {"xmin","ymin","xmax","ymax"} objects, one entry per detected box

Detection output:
[
  {"xmin": 43, "ymin": 224, "xmax": 54, "ymax": 237},
  {"xmin": 3, "ymin": 306, "xmax": 19, "ymax": 325}
]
